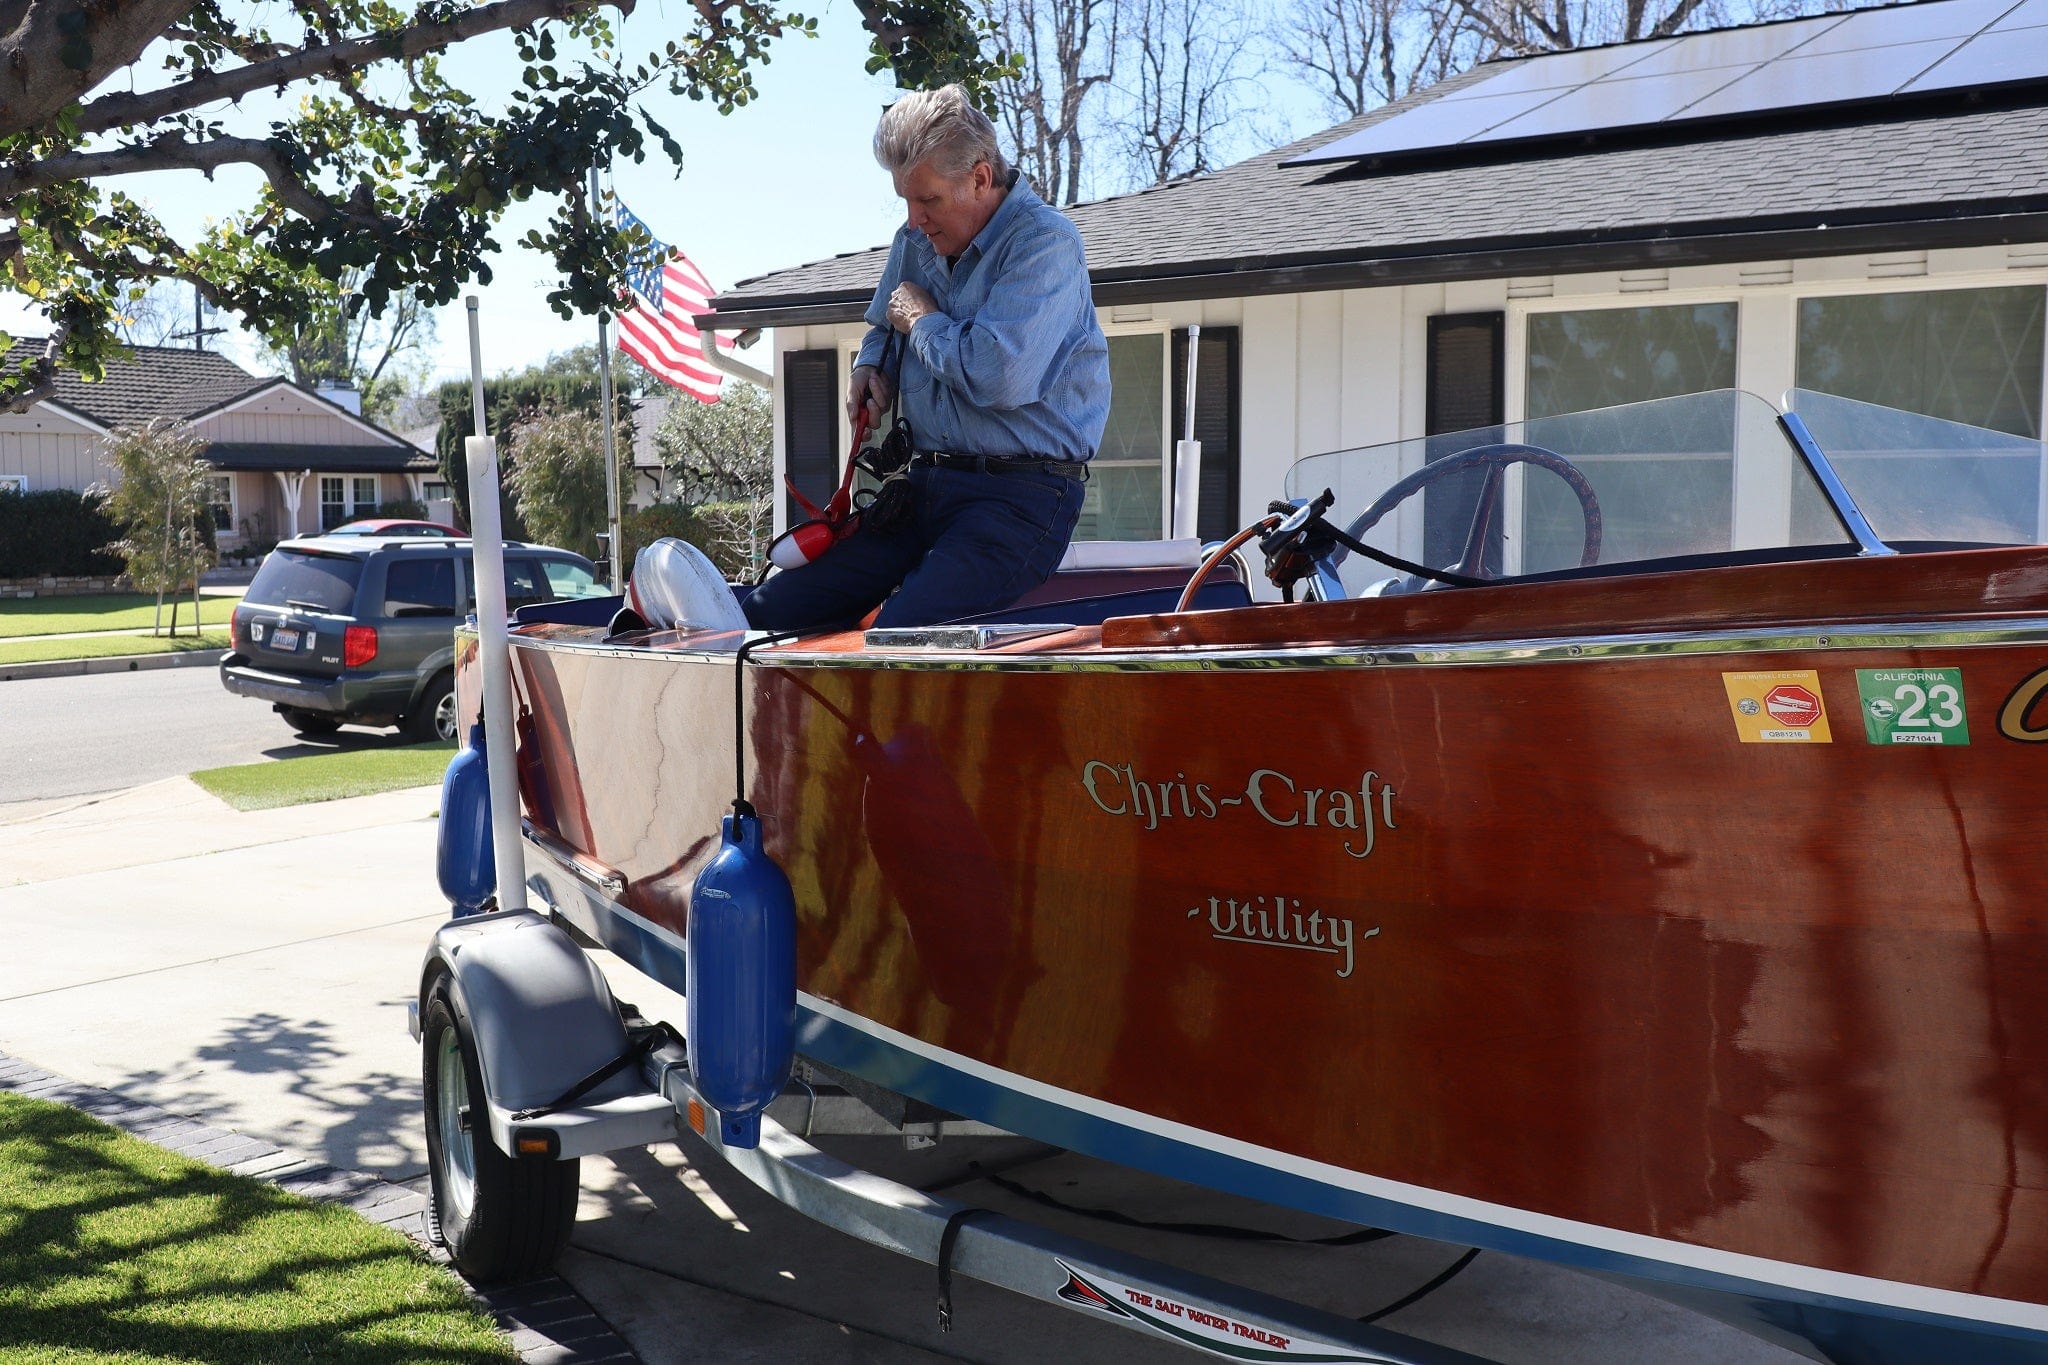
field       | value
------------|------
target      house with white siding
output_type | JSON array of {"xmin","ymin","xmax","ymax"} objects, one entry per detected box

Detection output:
[
  {"xmin": 0, "ymin": 342, "xmax": 442, "ymax": 547},
  {"xmin": 703, "ymin": 0, "xmax": 2048, "ymax": 584}
]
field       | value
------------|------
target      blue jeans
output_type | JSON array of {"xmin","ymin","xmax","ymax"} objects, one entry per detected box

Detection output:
[{"xmin": 744, "ymin": 463, "xmax": 1086, "ymax": 632}]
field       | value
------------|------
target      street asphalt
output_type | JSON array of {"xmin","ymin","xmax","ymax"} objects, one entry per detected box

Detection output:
[
  {"xmin": 0, "ymin": 664, "xmax": 414, "ymax": 817},
  {"xmin": 0, "ymin": 766, "xmax": 1810, "ymax": 1363}
]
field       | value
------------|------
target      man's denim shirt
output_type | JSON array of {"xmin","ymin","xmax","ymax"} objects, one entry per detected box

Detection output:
[{"xmin": 856, "ymin": 177, "xmax": 1109, "ymax": 463}]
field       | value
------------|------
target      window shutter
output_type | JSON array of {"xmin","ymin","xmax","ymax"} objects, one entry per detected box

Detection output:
[
  {"xmin": 1426, "ymin": 313, "xmax": 1504, "ymax": 436},
  {"xmin": 1423, "ymin": 312, "xmax": 1505, "ymax": 573},
  {"xmin": 783, "ymin": 350, "xmax": 838, "ymax": 526},
  {"xmin": 1170, "ymin": 326, "xmax": 1240, "ymax": 542}
]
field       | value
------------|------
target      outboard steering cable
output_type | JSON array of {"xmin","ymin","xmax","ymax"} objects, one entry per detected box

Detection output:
[{"xmin": 730, "ymin": 618, "xmax": 866, "ymax": 816}]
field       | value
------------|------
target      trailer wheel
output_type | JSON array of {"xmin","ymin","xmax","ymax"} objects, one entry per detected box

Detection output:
[{"xmin": 421, "ymin": 980, "xmax": 579, "ymax": 1281}]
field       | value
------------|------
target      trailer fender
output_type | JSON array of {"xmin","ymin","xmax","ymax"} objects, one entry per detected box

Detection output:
[{"xmin": 414, "ymin": 910, "xmax": 637, "ymax": 1145}]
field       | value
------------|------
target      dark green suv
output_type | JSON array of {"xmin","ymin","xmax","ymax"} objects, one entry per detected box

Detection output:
[{"xmin": 220, "ymin": 535, "xmax": 604, "ymax": 741}]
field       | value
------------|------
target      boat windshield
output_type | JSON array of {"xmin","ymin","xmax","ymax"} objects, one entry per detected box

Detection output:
[
  {"xmin": 1785, "ymin": 389, "xmax": 2048, "ymax": 547},
  {"xmin": 1281, "ymin": 388, "xmax": 2048, "ymax": 597}
]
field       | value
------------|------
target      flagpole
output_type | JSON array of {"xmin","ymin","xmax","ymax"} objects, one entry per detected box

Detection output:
[{"xmin": 591, "ymin": 165, "xmax": 624, "ymax": 590}]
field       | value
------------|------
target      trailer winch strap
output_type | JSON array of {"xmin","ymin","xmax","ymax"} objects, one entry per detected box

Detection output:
[
  {"xmin": 510, "ymin": 1020, "xmax": 684, "ymax": 1123},
  {"xmin": 936, "ymin": 1207, "xmax": 999, "ymax": 1331}
]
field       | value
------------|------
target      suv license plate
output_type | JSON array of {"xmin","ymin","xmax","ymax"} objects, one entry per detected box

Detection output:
[{"xmin": 271, "ymin": 627, "xmax": 301, "ymax": 651}]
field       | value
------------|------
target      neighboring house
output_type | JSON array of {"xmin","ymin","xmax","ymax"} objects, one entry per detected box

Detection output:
[
  {"xmin": 0, "ymin": 342, "xmax": 438, "ymax": 547},
  {"xmin": 398, "ymin": 422, "xmax": 459, "ymax": 525},
  {"xmin": 705, "ymin": 0, "xmax": 2048, "ymax": 572},
  {"xmin": 630, "ymin": 393, "xmax": 671, "ymax": 508}
]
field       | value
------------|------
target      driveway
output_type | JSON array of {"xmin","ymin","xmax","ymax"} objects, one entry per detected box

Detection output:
[{"xmin": 0, "ymin": 780, "xmax": 1802, "ymax": 1364}]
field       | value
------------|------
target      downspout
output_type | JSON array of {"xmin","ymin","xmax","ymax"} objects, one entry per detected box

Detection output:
[{"xmin": 703, "ymin": 329, "xmax": 772, "ymax": 389}]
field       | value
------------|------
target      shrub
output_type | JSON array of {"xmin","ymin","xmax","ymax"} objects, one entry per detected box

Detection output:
[
  {"xmin": 0, "ymin": 488, "xmax": 124, "ymax": 577},
  {"xmin": 378, "ymin": 496, "xmax": 429, "ymax": 521},
  {"xmin": 506, "ymin": 407, "xmax": 631, "ymax": 561},
  {"xmin": 622, "ymin": 501, "xmax": 759, "ymax": 581}
]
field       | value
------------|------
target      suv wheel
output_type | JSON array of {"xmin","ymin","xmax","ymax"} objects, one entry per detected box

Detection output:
[
  {"xmin": 408, "ymin": 672, "xmax": 457, "ymax": 743},
  {"xmin": 280, "ymin": 707, "xmax": 343, "ymax": 736}
]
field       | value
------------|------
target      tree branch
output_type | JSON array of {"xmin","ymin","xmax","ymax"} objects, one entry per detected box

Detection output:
[
  {"xmin": 0, "ymin": 0, "xmax": 198, "ymax": 141},
  {"xmin": 73, "ymin": 0, "xmax": 631, "ymax": 137},
  {"xmin": 0, "ymin": 133, "xmax": 381, "ymax": 231},
  {"xmin": 2, "ymin": 320, "xmax": 70, "ymax": 414}
]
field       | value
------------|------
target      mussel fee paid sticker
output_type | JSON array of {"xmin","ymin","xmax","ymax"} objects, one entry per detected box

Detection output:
[
  {"xmin": 1856, "ymin": 668, "xmax": 1970, "ymax": 745},
  {"xmin": 1722, "ymin": 670, "xmax": 1833, "ymax": 743}
]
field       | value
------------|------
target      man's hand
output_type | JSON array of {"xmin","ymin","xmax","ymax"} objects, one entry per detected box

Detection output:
[
  {"xmin": 886, "ymin": 282, "xmax": 939, "ymax": 334},
  {"xmin": 847, "ymin": 364, "xmax": 893, "ymax": 430}
]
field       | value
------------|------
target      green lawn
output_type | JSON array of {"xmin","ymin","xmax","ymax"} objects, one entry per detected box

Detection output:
[
  {"xmin": 0, "ymin": 629, "xmax": 232, "ymax": 666},
  {"xmin": 0, "ymin": 590, "xmax": 243, "ymax": 638},
  {"xmin": 0, "ymin": 1091, "xmax": 513, "ymax": 1364},
  {"xmin": 191, "ymin": 741, "xmax": 455, "ymax": 811}
]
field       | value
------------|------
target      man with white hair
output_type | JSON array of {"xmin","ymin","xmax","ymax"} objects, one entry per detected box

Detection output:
[{"xmin": 744, "ymin": 83, "xmax": 1110, "ymax": 632}]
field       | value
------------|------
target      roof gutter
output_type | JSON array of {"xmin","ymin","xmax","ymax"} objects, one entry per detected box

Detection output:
[{"xmin": 700, "ymin": 205, "xmax": 2048, "ymax": 332}]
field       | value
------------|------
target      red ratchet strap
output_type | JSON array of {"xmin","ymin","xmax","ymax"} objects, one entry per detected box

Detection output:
[{"xmin": 784, "ymin": 407, "xmax": 870, "ymax": 527}]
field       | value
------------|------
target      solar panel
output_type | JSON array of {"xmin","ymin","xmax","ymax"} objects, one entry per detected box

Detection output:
[
  {"xmin": 1796, "ymin": 0, "xmax": 2011, "ymax": 53},
  {"xmin": 1989, "ymin": 0, "xmax": 2048, "ymax": 30},
  {"xmin": 1613, "ymin": 13, "xmax": 1841, "ymax": 77},
  {"xmin": 1449, "ymin": 38, "xmax": 1676, "ymax": 97},
  {"xmin": 1291, "ymin": 89, "xmax": 1564, "ymax": 163},
  {"xmin": 1467, "ymin": 67, "xmax": 1758, "ymax": 143},
  {"xmin": 1683, "ymin": 38, "xmax": 1960, "ymax": 119},
  {"xmin": 1282, "ymin": 0, "xmax": 2048, "ymax": 170},
  {"xmin": 1299, "ymin": 87, "xmax": 1575, "ymax": 163},
  {"xmin": 1905, "ymin": 23, "xmax": 2048, "ymax": 89}
]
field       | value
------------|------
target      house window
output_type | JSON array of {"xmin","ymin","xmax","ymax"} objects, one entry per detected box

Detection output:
[
  {"xmin": 0, "ymin": 474, "xmax": 26, "ymax": 494},
  {"xmin": 1523, "ymin": 303, "xmax": 1739, "ymax": 569},
  {"xmin": 204, "ymin": 474, "xmax": 234, "ymax": 534},
  {"xmin": 422, "ymin": 480, "xmax": 451, "ymax": 502},
  {"xmin": 1792, "ymin": 285, "xmax": 2046, "ymax": 542},
  {"xmin": 1797, "ymin": 286, "xmax": 2044, "ymax": 437},
  {"xmin": 320, "ymin": 475, "xmax": 379, "ymax": 529},
  {"xmin": 1078, "ymin": 333, "xmax": 1167, "ymax": 542}
]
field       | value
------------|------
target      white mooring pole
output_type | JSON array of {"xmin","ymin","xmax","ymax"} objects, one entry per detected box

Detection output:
[
  {"xmin": 591, "ymin": 167, "xmax": 624, "ymax": 590},
  {"xmin": 1172, "ymin": 324, "xmax": 1203, "ymax": 541},
  {"xmin": 463, "ymin": 296, "xmax": 528, "ymax": 914}
]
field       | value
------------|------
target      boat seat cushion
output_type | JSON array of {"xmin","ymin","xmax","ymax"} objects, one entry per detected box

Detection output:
[{"xmin": 953, "ymin": 560, "xmax": 1251, "ymax": 628}]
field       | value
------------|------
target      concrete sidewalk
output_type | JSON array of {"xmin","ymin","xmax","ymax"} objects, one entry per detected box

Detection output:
[{"xmin": 0, "ymin": 779, "xmax": 1801, "ymax": 1365}]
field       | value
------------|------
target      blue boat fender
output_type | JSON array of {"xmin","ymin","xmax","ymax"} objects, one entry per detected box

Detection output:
[
  {"xmin": 437, "ymin": 722, "xmax": 495, "ymax": 915},
  {"xmin": 687, "ymin": 803, "xmax": 798, "ymax": 1149}
]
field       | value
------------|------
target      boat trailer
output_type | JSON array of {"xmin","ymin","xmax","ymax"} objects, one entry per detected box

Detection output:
[{"xmin": 409, "ymin": 899, "xmax": 1496, "ymax": 1365}]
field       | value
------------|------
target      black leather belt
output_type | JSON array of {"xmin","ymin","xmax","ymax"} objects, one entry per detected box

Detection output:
[{"xmin": 915, "ymin": 451, "xmax": 1088, "ymax": 481}]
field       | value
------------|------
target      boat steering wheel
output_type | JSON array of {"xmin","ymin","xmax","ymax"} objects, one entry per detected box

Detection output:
[{"xmin": 1324, "ymin": 443, "xmax": 1603, "ymax": 593}]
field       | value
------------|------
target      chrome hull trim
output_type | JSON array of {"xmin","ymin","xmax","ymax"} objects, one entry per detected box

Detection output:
[{"xmin": 510, "ymin": 616, "xmax": 2048, "ymax": 674}]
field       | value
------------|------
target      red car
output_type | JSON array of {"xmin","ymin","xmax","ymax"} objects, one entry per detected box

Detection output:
[{"xmin": 327, "ymin": 518, "xmax": 464, "ymax": 538}]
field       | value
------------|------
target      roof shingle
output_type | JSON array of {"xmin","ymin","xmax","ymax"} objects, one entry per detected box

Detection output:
[
  {"xmin": 708, "ymin": 53, "xmax": 2048, "ymax": 325},
  {"xmin": 3, "ymin": 340, "xmax": 269, "ymax": 428}
]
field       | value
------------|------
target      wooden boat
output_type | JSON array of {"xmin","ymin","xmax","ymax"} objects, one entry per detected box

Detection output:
[{"xmin": 464, "ymin": 387, "xmax": 2048, "ymax": 1363}]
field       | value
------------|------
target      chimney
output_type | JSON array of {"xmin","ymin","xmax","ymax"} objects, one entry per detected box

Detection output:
[{"xmin": 314, "ymin": 378, "xmax": 362, "ymax": 415}]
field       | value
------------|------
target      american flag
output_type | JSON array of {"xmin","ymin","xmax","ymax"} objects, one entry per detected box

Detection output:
[{"xmin": 616, "ymin": 199, "xmax": 731, "ymax": 403}]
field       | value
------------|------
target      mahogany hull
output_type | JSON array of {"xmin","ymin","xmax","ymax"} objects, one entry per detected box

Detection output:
[{"xmin": 475, "ymin": 548, "xmax": 2048, "ymax": 1360}]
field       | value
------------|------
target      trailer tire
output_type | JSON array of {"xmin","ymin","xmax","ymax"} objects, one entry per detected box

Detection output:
[{"xmin": 421, "ymin": 980, "xmax": 579, "ymax": 1281}]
